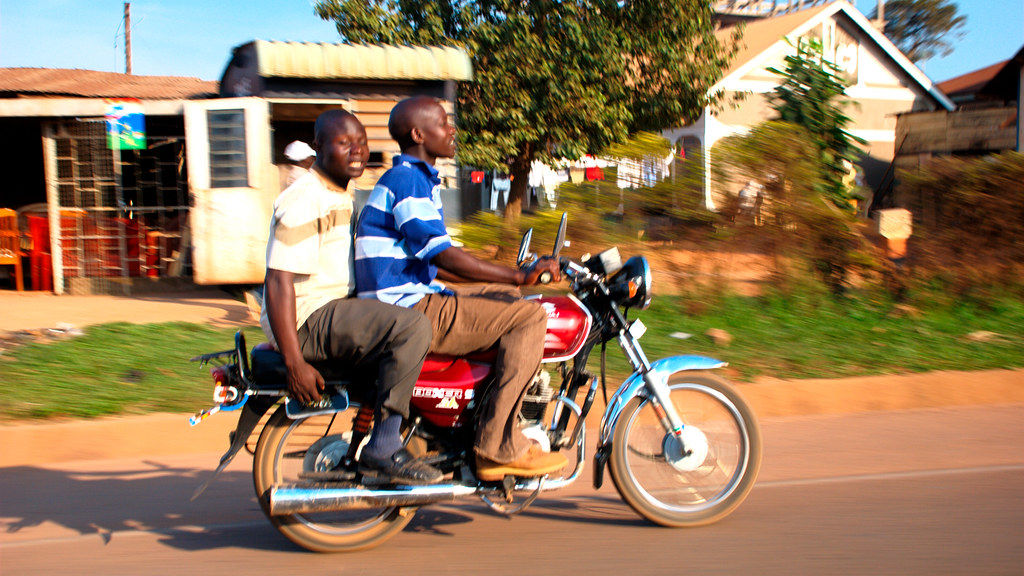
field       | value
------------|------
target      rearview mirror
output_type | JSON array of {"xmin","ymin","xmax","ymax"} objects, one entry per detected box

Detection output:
[
  {"xmin": 552, "ymin": 212, "xmax": 567, "ymax": 259},
  {"xmin": 517, "ymin": 228, "xmax": 534, "ymax": 266}
]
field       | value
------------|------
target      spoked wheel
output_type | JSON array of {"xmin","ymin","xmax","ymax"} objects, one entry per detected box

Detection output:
[
  {"xmin": 608, "ymin": 373, "xmax": 762, "ymax": 527},
  {"xmin": 253, "ymin": 405, "xmax": 417, "ymax": 552}
]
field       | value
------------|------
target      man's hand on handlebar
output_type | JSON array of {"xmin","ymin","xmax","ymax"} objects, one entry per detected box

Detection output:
[
  {"xmin": 521, "ymin": 257, "xmax": 562, "ymax": 285},
  {"xmin": 285, "ymin": 358, "xmax": 325, "ymax": 404}
]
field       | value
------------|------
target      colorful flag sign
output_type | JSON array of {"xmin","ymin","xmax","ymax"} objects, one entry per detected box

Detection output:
[{"xmin": 105, "ymin": 98, "xmax": 146, "ymax": 150}]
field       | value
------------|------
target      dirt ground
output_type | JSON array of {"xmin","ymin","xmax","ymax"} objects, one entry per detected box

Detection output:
[{"xmin": 0, "ymin": 289, "xmax": 256, "ymax": 334}]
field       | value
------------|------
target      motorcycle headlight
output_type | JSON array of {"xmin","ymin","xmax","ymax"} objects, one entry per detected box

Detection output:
[{"xmin": 608, "ymin": 256, "xmax": 652, "ymax": 310}]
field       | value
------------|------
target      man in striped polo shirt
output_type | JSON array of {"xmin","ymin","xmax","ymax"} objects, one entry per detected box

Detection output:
[{"xmin": 355, "ymin": 96, "xmax": 567, "ymax": 481}]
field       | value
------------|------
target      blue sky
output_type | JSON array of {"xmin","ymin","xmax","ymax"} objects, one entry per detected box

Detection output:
[{"xmin": 0, "ymin": 1, "xmax": 1020, "ymax": 83}]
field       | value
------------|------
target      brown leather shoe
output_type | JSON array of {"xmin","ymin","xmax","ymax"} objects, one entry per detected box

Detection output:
[{"xmin": 475, "ymin": 444, "xmax": 568, "ymax": 481}]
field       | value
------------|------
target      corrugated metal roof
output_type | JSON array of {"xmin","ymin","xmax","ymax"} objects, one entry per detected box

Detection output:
[
  {"xmin": 252, "ymin": 41, "xmax": 473, "ymax": 81},
  {"xmin": 0, "ymin": 68, "xmax": 217, "ymax": 99}
]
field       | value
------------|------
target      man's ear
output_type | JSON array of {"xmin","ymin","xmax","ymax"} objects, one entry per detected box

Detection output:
[{"xmin": 410, "ymin": 127, "xmax": 424, "ymax": 145}]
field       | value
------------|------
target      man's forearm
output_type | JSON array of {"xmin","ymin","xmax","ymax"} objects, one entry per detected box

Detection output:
[
  {"xmin": 264, "ymin": 269, "xmax": 305, "ymax": 366},
  {"xmin": 433, "ymin": 246, "xmax": 525, "ymax": 285}
]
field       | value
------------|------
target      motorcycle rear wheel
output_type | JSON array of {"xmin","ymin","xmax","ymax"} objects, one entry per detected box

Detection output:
[
  {"xmin": 253, "ymin": 405, "xmax": 416, "ymax": 552},
  {"xmin": 608, "ymin": 373, "xmax": 762, "ymax": 527}
]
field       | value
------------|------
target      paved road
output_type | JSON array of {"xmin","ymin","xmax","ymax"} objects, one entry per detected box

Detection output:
[{"xmin": 3, "ymin": 404, "xmax": 1022, "ymax": 575}]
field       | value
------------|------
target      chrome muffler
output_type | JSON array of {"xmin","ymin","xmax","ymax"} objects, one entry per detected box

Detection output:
[
  {"xmin": 268, "ymin": 467, "xmax": 583, "ymax": 515},
  {"xmin": 268, "ymin": 483, "xmax": 480, "ymax": 515}
]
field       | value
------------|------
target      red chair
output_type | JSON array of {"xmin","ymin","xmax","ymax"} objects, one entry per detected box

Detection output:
[{"xmin": 26, "ymin": 215, "xmax": 53, "ymax": 291}]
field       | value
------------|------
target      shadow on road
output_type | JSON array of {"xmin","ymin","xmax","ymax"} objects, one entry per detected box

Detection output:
[
  {"xmin": 0, "ymin": 461, "xmax": 644, "ymax": 553},
  {"xmin": 0, "ymin": 461, "xmax": 269, "ymax": 547}
]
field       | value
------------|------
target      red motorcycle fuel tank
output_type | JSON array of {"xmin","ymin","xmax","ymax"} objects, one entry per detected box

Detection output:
[
  {"xmin": 528, "ymin": 295, "xmax": 593, "ymax": 362},
  {"xmin": 410, "ymin": 354, "xmax": 493, "ymax": 427}
]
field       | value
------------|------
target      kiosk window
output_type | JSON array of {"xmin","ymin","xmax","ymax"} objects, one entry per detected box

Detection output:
[{"xmin": 207, "ymin": 109, "xmax": 248, "ymax": 188}]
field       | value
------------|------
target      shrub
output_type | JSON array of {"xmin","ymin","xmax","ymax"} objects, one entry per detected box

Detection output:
[
  {"xmin": 899, "ymin": 152, "xmax": 1024, "ymax": 296},
  {"xmin": 713, "ymin": 121, "xmax": 880, "ymax": 293}
]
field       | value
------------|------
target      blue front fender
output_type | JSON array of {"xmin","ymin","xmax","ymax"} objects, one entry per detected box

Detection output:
[{"xmin": 597, "ymin": 355, "xmax": 726, "ymax": 447}]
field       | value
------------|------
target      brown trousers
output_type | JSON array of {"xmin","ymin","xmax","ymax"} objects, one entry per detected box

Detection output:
[{"xmin": 413, "ymin": 285, "xmax": 548, "ymax": 463}]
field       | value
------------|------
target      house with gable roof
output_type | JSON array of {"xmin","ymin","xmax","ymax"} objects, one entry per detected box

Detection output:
[{"xmin": 664, "ymin": 0, "xmax": 954, "ymax": 210}]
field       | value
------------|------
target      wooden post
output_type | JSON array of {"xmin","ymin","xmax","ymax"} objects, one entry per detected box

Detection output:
[
  {"xmin": 42, "ymin": 124, "xmax": 64, "ymax": 294},
  {"xmin": 124, "ymin": 2, "xmax": 132, "ymax": 75}
]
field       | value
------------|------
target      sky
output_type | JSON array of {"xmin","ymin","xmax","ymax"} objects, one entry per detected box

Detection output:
[{"xmin": 0, "ymin": 0, "xmax": 1020, "ymax": 83}]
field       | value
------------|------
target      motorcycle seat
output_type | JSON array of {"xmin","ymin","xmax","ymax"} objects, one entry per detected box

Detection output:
[{"xmin": 250, "ymin": 346, "xmax": 353, "ymax": 390}]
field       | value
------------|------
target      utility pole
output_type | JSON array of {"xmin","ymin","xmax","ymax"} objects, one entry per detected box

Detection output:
[
  {"xmin": 124, "ymin": 2, "xmax": 132, "ymax": 75},
  {"xmin": 875, "ymin": 0, "xmax": 886, "ymax": 30}
]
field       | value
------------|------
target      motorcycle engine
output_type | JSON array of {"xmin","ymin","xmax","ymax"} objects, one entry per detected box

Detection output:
[{"xmin": 519, "ymin": 370, "xmax": 554, "ymax": 424}]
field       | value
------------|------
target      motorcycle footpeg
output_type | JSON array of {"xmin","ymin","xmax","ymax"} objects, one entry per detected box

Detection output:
[
  {"xmin": 501, "ymin": 476, "xmax": 516, "ymax": 503},
  {"xmin": 299, "ymin": 456, "xmax": 359, "ymax": 483},
  {"xmin": 299, "ymin": 468, "xmax": 359, "ymax": 483}
]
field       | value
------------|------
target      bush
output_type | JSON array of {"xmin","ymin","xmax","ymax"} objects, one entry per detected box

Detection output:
[
  {"xmin": 899, "ymin": 152, "xmax": 1024, "ymax": 296},
  {"xmin": 713, "ymin": 121, "xmax": 880, "ymax": 293}
]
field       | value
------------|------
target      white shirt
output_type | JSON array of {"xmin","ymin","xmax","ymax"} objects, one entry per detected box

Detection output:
[{"xmin": 259, "ymin": 166, "xmax": 355, "ymax": 347}]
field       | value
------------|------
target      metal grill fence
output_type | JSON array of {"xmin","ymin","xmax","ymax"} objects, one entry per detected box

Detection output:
[{"xmin": 48, "ymin": 119, "xmax": 191, "ymax": 294}]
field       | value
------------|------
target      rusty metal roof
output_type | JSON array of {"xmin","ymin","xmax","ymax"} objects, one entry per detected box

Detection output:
[
  {"xmin": 936, "ymin": 60, "xmax": 1009, "ymax": 99},
  {"xmin": 250, "ymin": 41, "xmax": 473, "ymax": 81},
  {"xmin": 0, "ymin": 68, "xmax": 218, "ymax": 99}
]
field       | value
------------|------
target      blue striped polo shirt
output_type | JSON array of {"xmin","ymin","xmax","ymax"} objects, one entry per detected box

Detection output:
[{"xmin": 354, "ymin": 154, "xmax": 453, "ymax": 307}]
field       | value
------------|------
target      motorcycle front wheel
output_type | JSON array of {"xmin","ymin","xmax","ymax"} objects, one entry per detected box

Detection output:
[
  {"xmin": 252, "ymin": 405, "xmax": 416, "ymax": 552},
  {"xmin": 608, "ymin": 373, "xmax": 762, "ymax": 527}
]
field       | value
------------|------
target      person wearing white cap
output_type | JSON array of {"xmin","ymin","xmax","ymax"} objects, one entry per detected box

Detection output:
[{"xmin": 280, "ymin": 140, "xmax": 317, "ymax": 189}]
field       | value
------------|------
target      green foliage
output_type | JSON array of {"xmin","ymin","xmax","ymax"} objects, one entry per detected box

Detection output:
[
  {"xmin": 714, "ymin": 121, "xmax": 877, "ymax": 293},
  {"xmin": 0, "ymin": 323, "xmax": 266, "ymax": 420},
  {"xmin": 767, "ymin": 38, "xmax": 864, "ymax": 207},
  {"xmin": 899, "ymin": 152, "xmax": 1024, "ymax": 294},
  {"xmin": 870, "ymin": 0, "xmax": 967, "ymax": 63},
  {"xmin": 314, "ymin": 0, "xmax": 737, "ymax": 221}
]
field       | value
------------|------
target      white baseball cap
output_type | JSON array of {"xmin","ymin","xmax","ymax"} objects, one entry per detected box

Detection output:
[{"xmin": 284, "ymin": 140, "xmax": 315, "ymax": 161}]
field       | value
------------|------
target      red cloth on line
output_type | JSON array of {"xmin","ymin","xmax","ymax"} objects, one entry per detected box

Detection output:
[{"xmin": 585, "ymin": 166, "xmax": 604, "ymax": 181}]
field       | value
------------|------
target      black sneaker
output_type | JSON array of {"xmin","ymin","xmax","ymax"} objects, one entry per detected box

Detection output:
[{"xmin": 359, "ymin": 448, "xmax": 444, "ymax": 485}]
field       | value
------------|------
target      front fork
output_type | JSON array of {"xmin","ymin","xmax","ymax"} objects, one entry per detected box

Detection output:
[
  {"xmin": 591, "ymin": 330, "xmax": 727, "ymax": 489},
  {"xmin": 616, "ymin": 330, "xmax": 687, "ymax": 436}
]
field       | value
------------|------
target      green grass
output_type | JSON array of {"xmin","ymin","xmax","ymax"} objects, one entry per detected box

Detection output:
[
  {"xmin": 609, "ymin": 290, "xmax": 1024, "ymax": 382},
  {"xmin": 0, "ymin": 323, "xmax": 266, "ymax": 420},
  {"xmin": 1, "ymin": 291, "xmax": 1023, "ymax": 421}
]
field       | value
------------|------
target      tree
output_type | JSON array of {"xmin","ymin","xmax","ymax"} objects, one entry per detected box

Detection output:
[
  {"xmin": 768, "ymin": 38, "xmax": 864, "ymax": 208},
  {"xmin": 870, "ymin": 0, "xmax": 966, "ymax": 64},
  {"xmin": 314, "ymin": 0, "xmax": 736, "ymax": 223}
]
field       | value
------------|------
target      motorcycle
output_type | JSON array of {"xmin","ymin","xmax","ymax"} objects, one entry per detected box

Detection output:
[{"xmin": 189, "ymin": 213, "xmax": 762, "ymax": 552}]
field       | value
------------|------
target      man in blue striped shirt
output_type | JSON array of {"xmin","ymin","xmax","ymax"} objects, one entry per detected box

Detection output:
[{"xmin": 355, "ymin": 96, "xmax": 567, "ymax": 481}]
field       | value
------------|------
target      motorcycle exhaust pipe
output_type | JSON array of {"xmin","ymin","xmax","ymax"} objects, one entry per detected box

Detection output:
[
  {"xmin": 268, "ymin": 483, "xmax": 480, "ymax": 515},
  {"xmin": 268, "ymin": 429, "xmax": 587, "ymax": 516}
]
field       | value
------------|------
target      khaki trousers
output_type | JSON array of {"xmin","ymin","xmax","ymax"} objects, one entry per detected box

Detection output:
[{"xmin": 413, "ymin": 285, "xmax": 548, "ymax": 463}]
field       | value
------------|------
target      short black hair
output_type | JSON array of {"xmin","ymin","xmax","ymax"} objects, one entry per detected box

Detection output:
[
  {"xmin": 387, "ymin": 96, "xmax": 438, "ymax": 150},
  {"xmin": 314, "ymin": 109, "xmax": 357, "ymax": 146}
]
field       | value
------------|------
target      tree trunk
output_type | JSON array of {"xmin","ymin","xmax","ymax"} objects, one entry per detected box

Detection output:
[{"xmin": 503, "ymin": 148, "xmax": 534, "ymax": 227}]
